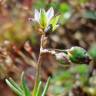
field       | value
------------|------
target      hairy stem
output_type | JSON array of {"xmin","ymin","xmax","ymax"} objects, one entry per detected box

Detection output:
[{"xmin": 33, "ymin": 35, "xmax": 45, "ymax": 95}]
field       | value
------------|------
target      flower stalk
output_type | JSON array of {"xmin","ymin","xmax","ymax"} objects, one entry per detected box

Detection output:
[{"xmin": 5, "ymin": 7, "xmax": 91, "ymax": 96}]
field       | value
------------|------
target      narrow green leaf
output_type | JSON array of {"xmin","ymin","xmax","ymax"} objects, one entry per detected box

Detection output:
[
  {"xmin": 33, "ymin": 78, "xmax": 40, "ymax": 96},
  {"xmin": 36, "ymin": 81, "xmax": 42, "ymax": 96},
  {"xmin": 21, "ymin": 72, "xmax": 31, "ymax": 96},
  {"xmin": 5, "ymin": 79, "xmax": 22, "ymax": 96},
  {"xmin": 9, "ymin": 78, "xmax": 23, "ymax": 93},
  {"xmin": 22, "ymin": 79, "xmax": 31, "ymax": 96},
  {"xmin": 42, "ymin": 77, "xmax": 51, "ymax": 96}
]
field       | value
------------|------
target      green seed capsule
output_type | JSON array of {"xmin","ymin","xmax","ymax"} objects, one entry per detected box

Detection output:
[{"xmin": 68, "ymin": 47, "xmax": 91, "ymax": 64}]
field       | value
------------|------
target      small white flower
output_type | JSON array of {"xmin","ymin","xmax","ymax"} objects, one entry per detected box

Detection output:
[{"xmin": 32, "ymin": 7, "xmax": 60, "ymax": 32}]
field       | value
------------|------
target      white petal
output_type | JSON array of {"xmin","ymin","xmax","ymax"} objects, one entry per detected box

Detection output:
[
  {"xmin": 46, "ymin": 7, "xmax": 54, "ymax": 23},
  {"xmin": 34, "ymin": 9, "xmax": 40, "ymax": 22}
]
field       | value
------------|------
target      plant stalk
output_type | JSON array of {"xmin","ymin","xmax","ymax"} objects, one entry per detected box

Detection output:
[{"xmin": 33, "ymin": 35, "xmax": 45, "ymax": 96}]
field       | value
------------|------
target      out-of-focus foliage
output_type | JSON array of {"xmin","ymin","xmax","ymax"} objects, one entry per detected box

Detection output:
[
  {"xmin": 50, "ymin": 64, "xmax": 89, "ymax": 95},
  {"xmin": 89, "ymin": 44, "xmax": 96, "ymax": 59},
  {"xmin": 83, "ymin": 10, "xmax": 96, "ymax": 20}
]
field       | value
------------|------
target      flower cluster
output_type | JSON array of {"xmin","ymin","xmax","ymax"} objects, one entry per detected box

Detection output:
[{"xmin": 33, "ymin": 7, "xmax": 60, "ymax": 32}]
